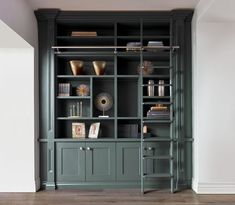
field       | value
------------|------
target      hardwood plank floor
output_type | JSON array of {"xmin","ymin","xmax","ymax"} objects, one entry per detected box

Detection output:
[{"xmin": 0, "ymin": 189, "xmax": 235, "ymax": 205}]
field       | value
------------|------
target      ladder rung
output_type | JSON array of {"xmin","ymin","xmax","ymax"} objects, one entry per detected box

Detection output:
[
  {"xmin": 143, "ymin": 173, "xmax": 173, "ymax": 178},
  {"xmin": 143, "ymin": 120, "xmax": 172, "ymax": 123},
  {"xmin": 142, "ymin": 102, "xmax": 172, "ymax": 105},
  {"xmin": 142, "ymin": 84, "xmax": 172, "ymax": 87},
  {"xmin": 142, "ymin": 137, "xmax": 174, "ymax": 142},
  {"xmin": 143, "ymin": 155, "xmax": 173, "ymax": 160}
]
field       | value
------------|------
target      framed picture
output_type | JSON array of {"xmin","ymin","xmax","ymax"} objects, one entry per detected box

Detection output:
[
  {"xmin": 72, "ymin": 123, "xmax": 85, "ymax": 138},
  {"xmin": 88, "ymin": 123, "xmax": 100, "ymax": 139}
]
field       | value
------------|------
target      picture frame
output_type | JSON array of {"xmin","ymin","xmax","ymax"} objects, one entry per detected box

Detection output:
[
  {"xmin": 88, "ymin": 123, "xmax": 100, "ymax": 139},
  {"xmin": 72, "ymin": 123, "xmax": 85, "ymax": 138}
]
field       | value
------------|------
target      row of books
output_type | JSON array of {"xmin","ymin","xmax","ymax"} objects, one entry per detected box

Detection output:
[
  {"xmin": 118, "ymin": 124, "xmax": 138, "ymax": 138},
  {"xmin": 58, "ymin": 83, "xmax": 71, "ymax": 96}
]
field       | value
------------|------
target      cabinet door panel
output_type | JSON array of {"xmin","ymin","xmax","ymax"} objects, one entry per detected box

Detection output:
[
  {"xmin": 117, "ymin": 142, "xmax": 141, "ymax": 181},
  {"xmin": 56, "ymin": 142, "xmax": 85, "ymax": 182},
  {"xmin": 86, "ymin": 142, "xmax": 115, "ymax": 181}
]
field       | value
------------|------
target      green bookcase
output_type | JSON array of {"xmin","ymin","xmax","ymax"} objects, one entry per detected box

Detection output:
[{"xmin": 36, "ymin": 10, "xmax": 193, "ymax": 192}]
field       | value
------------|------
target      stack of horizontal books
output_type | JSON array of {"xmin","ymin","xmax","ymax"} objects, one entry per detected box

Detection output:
[
  {"xmin": 58, "ymin": 83, "xmax": 71, "ymax": 96},
  {"xmin": 147, "ymin": 104, "xmax": 170, "ymax": 119},
  {"xmin": 71, "ymin": 31, "xmax": 97, "ymax": 37}
]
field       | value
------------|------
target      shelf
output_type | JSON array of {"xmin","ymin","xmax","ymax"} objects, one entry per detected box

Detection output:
[
  {"xmin": 142, "ymin": 75, "xmax": 170, "ymax": 79},
  {"xmin": 142, "ymin": 102, "xmax": 172, "ymax": 105},
  {"xmin": 143, "ymin": 96, "xmax": 171, "ymax": 99},
  {"xmin": 57, "ymin": 96, "xmax": 91, "ymax": 100},
  {"xmin": 142, "ymin": 35, "xmax": 171, "ymax": 39},
  {"xmin": 117, "ymin": 75, "xmax": 139, "ymax": 78},
  {"xmin": 57, "ymin": 36, "xmax": 115, "ymax": 40},
  {"xmin": 57, "ymin": 75, "xmax": 115, "ymax": 79},
  {"xmin": 142, "ymin": 83, "xmax": 172, "ymax": 87},
  {"xmin": 57, "ymin": 117, "xmax": 115, "ymax": 120},
  {"xmin": 143, "ymin": 155, "xmax": 173, "ymax": 160},
  {"xmin": 117, "ymin": 35, "xmax": 141, "ymax": 39},
  {"xmin": 117, "ymin": 117, "xmax": 140, "ymax": 120},
  {"xmin": 39, "ymin": 138, "xmax": 142, "ymax": 142},
  {"xmin": 142, "ymin": 137, "xmax": 172, "ymax": 142}
]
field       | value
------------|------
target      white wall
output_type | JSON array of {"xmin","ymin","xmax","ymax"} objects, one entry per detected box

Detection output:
[
  {"xmin": 0, "ymin": 47, "xmax": 35, "ymax": 192},
  {"xmin": 192, "ymin": 0, "xmax": 235, "ymax": 194},
  {"xmin": 0, "ymin": 0, "xmax": 38, "ymax": 192}
]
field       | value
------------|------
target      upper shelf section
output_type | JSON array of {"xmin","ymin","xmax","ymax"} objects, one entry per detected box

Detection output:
[{"xmin": 55, "ymin": 20, "xmax": 172, "ymax": 47}]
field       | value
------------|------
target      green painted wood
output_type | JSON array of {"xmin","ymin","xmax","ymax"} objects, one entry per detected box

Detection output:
[
  {"xmin": 117, "ymin": 142, "xmax": 141, "ymax": 181},
  {"xmin": 56, "ymin": 142, "xmax": 86, "ymax": 182},
  {"xmin": 36, "ymin": 9, "xmax": 193, "ymax": 190},
  {"xmin": 85, "ymin": 142, "xmax": 116, "ymax": 181}
]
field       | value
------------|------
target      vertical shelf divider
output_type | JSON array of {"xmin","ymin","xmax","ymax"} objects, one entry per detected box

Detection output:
[
  {"xmin": 90, "ymin": 77, "xmax": 93, "ymax": 118},
  {"xmin": 140, "ymin": 18, "xmax": 144, "ymax": 194},
  {"xmin": 114, "ymin": 21, "xmax": 118, "ymax": 139}
]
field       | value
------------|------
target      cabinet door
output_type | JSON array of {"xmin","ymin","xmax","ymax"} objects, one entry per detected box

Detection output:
[
  {"xmin": 117, "ymin": 142, "xmax": 141, "ymax": 181},
  {"xmin": 56, "ymin": 142, "xmax": 85, "ymax": 182},
  {"xmin": 85, "ymin": 142, "xmax": 115, "ymax": 181}
]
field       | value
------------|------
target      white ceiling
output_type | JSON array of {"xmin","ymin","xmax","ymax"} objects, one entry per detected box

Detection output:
[{"xmin": 26, "ymin": 0, "xmax": 200, "ymax": 11}]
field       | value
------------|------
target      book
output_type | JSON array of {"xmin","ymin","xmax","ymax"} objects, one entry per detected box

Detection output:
[
  {"xmin": 71, "ymin": 31, "xmax": 97, "ymax": 37},
  {"xmin": 58, "ymin": 83, "xmax": 71, "ymax": 96}
]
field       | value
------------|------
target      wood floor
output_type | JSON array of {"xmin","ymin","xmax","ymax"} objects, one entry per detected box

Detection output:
[{"xmin": 0, "ymin": 189, "xmax": 235, "ymax": 205}]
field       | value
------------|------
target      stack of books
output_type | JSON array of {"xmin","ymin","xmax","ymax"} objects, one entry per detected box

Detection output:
[
  {"xmin": 147, "ymin": 41, "xmax": 164, "ymax": 47},
  {"xmin": 58, "ymin": 83, "xmax": 71, "ymax": 96},
  {"xmin": 71, "ymin": 31, "xmax": 97, "ymax": 37},
  {"xmin": 147, "ymin": 104, "xmax": 170, "ymax": 119}
]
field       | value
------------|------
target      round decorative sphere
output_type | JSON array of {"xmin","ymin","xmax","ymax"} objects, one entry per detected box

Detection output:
[{"xmin": 95, "ymin": 93, "xmax": 113, "ymax": 112}]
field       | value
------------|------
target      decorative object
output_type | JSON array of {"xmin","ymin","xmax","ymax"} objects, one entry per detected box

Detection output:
[
  {"xmin": 137, "ymin": 61, "xmax": 154, "ymax": 75},
  {"xmin": 143, "ymin": 125, "xmax": 148, "ymax": 134},
  {"xmin": 126, "ymin": 42, "xmax": 141, "ymax": 51},
  {"xmin": 69, "ymin": 101, "xmax": 83, "ymax": 118},
  {"xmin": 88, "ymin": 122, "xmax": 100, "ymax": 138},
  {"xmin": 95, "ymin": 92, "xmax": 113, "ymax": 118},
  {"xmin": 69, "ymin": 60, "xmax": 84, "ymax": 75},
  {"xmin": 147, "ymin": 80, "xmax": 155, "ymax": 96},
  {"xmin": 158, "ymin": 80, "xmax": 165, "ymax": 96},
  {"xmin": 72, "ymin": 123, "xmax": 85, "ymax": 138},
  {"xmin": 71, "ymin": 31, "xmax": 97, "ymax": 37},
  {"xmin": 92, "ymin": 61, "xmax": 106, "ymax": 75},
  {"xmin": 76, "ymin": 84, "xmax": 89, "ymax": 96}
]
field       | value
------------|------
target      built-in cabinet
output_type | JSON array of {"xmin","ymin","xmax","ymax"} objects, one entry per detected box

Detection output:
[{"xmin": 36, "ymin": 9, "xmax": 193, "ymax": 192}]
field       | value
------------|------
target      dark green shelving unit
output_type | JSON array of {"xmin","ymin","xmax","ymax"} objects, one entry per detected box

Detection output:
[{"xmin": 35, "ymin": 10, "xmax": 193, "ymax": 192}]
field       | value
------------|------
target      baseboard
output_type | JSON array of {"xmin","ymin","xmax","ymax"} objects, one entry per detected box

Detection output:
[{"xmin": 194, "ymin": 182, "xmax": 235, "ymax": 194}]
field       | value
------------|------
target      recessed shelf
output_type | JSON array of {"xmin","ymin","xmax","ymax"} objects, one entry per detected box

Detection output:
[
  {"xmin": 57, "ymin": 75, "xmax": 115, "ymax": 79},
  {"xmin": 57, "ymin": 117, "xmax": 115, "ymax": 120},
  {"xmin": 117, "ymin": 75, "xmax": 139, "ymax": 78},
  {"xmin": 143, "ymin": 96, "xmax": 171, "ymax": 99},
  {"xmin": 57, "ymin": 96, "xmax": 91, "ymax": 100}
]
